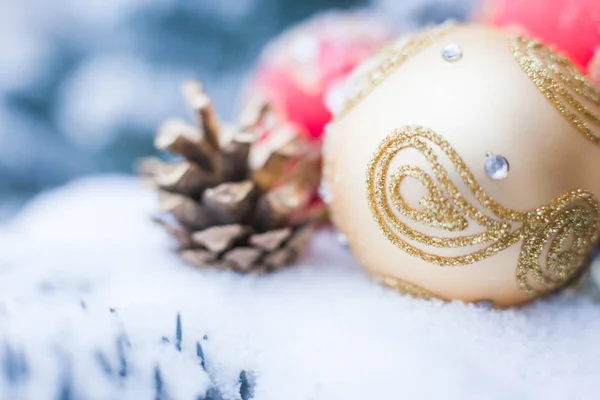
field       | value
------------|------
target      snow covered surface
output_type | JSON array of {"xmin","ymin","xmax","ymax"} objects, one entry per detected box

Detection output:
[{"xmin": 2, "ymin": 176, "xmax": 600, "ymax": 399}]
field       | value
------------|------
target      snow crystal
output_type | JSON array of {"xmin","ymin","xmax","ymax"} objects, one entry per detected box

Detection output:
[{"xmin": 2, "ymin": 176, "xmax": 600, "ymax": 399}]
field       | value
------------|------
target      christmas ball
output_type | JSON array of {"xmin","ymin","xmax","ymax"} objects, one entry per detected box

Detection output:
[
  {"xmin": 247, "ymin": 11, "xmax": 395, "ymax": 141},
  {"xmin": 323, "ymin": 23, "xmax": 600, "ymax": 307},
  {"xmin": 483, "ymin": 0, "xmax": 600, "ymax": 73},
  {"xmin": 590, "ymin": 49, "xmax": 600, "ymax": 88}
]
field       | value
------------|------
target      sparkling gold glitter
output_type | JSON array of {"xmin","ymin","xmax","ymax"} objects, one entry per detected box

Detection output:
[
  {"xmin": 336, "ymin": 23, "xmax": 456, "ymax": 118},
  {"xmin": 366, "ymin": 125, "xmax": 600, "ymax": 297},
  {"xmin": 370, "ymin": 270, "xmax": 440, "ymax": 300},
  {"xmin": 509, "ymin": 36, "xmax": 600, "ymax": 145}
]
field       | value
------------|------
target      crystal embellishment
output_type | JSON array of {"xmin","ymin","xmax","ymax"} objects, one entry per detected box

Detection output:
[
  {"xmin": 484, "ymin": 153, "xmax": 509, "ymax": 180},
  {"xmin": 442, "ymin": 44, "xmax": 462, "ymax": 62}
]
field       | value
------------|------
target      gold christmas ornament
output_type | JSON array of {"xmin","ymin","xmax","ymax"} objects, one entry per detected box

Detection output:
[
  {"xmin": 589, "ymin": 49, "xmax": 600, "ymax": 90},
  {"xmin": 323, "ymin": 23, "xmax": 600, "ymax": 307},
  {"xmin": 140, "ymin": 81, "xmax": 324, "ymax": 273}
]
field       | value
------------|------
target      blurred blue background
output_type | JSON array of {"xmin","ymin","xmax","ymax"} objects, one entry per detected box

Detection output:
[{"xmin": 0, "ymin": 0, "xmax": 474, "ymax": 219}]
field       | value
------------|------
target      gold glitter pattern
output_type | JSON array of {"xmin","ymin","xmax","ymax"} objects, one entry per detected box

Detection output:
[
  {"xmin": 336, "ymin": 23, "xmax": 455, "ymax": 118},
  {"xmin": 509, "ymin": 36, "xmax": 600, "ymax": 145},
  {"xmin": 366, "ymin": 125, "xmax": 600, "ymax": 297},
  {"xmin": 370, "ymin": 270, "xmax": 440, "ymax": 300}
]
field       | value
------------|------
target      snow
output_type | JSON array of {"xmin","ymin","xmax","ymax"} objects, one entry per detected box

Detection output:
[{"xmin": 1, "ymin": 176, "xmax": 600, "ymax": 399}]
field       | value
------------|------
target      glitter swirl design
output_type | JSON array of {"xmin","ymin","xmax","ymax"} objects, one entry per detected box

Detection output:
[
  {"xmin": 367, "ymin": 125, "xmax": 600, "ymax": 297},
  {"xmin": 510, "ymin": 36, "xmax": 600, "ymax": 145},
  {"xmin": 371, "ymin": 271, "xmax": 439, "ymax": 300}
]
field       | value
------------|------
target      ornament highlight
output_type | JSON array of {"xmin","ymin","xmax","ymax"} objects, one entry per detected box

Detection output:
[{"xmin": 324, "ymin": 24, "xmax": 600, "ymax": 307}]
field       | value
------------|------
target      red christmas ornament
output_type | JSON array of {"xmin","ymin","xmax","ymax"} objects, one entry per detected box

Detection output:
[
  {"xmin": 485, "ymin": 0, "xmax": 600, "ymax": 69},
  {"xmin": 248, "ymin": 12, "xmax": 395, "ymax": 141}
]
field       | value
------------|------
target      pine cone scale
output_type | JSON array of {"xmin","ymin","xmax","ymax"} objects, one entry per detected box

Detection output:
[
  {"xmin": 249, "ymin": 228, "xmax": 292, "ymax": 251},
  {"xmin": 203, "ymin": 181, "xmax": 257, "ymax": 225},
  {"xmin": 156, "ymin": 119, "xmax": 217, "ymax": 172},
  {"xmin": 141, "ymin": 80, "xmax": 323, "ymax": 273},
  {"xmin": 190, "ymin": 225, "xmax": 250, "ymax": 253}
]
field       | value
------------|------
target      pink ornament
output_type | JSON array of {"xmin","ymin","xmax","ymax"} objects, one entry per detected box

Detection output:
[
  {"xmin": 486, "ymin": 0, "xmax": 600, "ymax": 69},
  {"xmin": 248, "ymin": 12, "xmax": 395, "ymax": 141}
]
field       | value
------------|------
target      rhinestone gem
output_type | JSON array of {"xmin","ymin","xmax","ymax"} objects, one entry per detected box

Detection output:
[
  {"xmin": 484, "ymin": 153, "xmax": 509, "ymax": 180},
  {"xmin": 336, "ymin": 233, "xmax": 349, "ymax": 247},
  {"xmin": 442, "ymin": 44, "xmax": 462, "ymax": 61}
]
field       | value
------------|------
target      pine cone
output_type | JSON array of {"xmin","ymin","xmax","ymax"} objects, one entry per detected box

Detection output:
[{"xmin": 139, "ymin": 80, "xmax": 325, "ymax": 273}]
